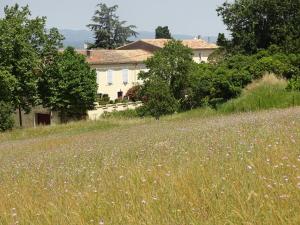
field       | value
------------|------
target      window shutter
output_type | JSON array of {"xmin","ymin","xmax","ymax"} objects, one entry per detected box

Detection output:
[
  {"xmin": 122, "ymin": 69, "xmax": 129, "ymax": 84},
  {"xmin": 107, "ymin": 70, "xmax": 113, "ymax": 85}
]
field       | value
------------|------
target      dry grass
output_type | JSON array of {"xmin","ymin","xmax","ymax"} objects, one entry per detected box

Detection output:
[{"xmin": 0, "ymin": 108, "xmax": 300, "ymax": 224}]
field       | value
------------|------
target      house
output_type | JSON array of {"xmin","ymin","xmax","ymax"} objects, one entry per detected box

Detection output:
[
  {"xmin": 82, "ymin": 38, "xmax": 217, "ymax": 100},
  {"xmin": 117, "ymin": 39, "xmax": 218, "ymax": 63},
  {"xmin": 13, "ymin": 39, "xmax": 217, "ymax": 128},
  {"xmin": 82, "ymin": 49, "xmax": 153, "ymax": 100}
]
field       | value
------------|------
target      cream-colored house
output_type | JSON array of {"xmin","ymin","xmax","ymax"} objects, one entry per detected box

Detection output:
[
  {"xmin": 82, "ymin": 39, "xmax": 217, "ymax": 100},
  {"xmin": 83, "ymin": 49, "xmax": 152, "ymax": 100}
]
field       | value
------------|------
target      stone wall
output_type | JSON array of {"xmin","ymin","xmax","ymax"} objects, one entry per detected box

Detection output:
[{"xmin": 87, "ymin": 101, "xmax": 143, "ymax": 121}]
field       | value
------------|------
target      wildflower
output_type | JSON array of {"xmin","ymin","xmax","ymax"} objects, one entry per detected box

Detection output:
[{"xmin": 279, "ymin": 194, "xmax": 290, "ymax": 199}]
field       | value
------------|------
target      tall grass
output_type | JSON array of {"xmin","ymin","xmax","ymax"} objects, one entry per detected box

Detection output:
[
  {"xmin": 0, "ymin": 107, "xmax": 300, "ymax": 224},
  {"xmin": 219, "ymin": 74, "xmax": 300, "ymax": 113}
]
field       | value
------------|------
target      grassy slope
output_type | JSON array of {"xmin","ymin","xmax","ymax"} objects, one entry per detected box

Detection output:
[
  {"xmin": 0, "ymin": 107, "xmax": 300, "ymax": 225},
  {"xmin": 219, "ymin": 74, "xmax": 300, "ymax": 113}
]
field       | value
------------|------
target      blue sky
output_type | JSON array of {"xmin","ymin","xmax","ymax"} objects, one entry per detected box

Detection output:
[{"xmin": 0, "ymin": 0, "xmax": 228, "ymax": 36}]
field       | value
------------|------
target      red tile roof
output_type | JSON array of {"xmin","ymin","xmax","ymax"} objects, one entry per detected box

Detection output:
[{"xmin": 78, "ymin": 49, "xmax": 153, "ymax": 65}]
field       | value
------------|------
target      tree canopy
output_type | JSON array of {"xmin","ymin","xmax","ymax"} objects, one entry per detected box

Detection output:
[
  {"xmin": 217, "ymin": 0, "xmax": 300, "ymax": 54},
  {"xmin": 0, "ymin": 4, "xmax": 64, "ymax": 126},
  {"xmin": 39, "ymin": 47, "xmax": 98, "ymax": 122},
  {"xmin": 155, "ymin": 26, "xmax": 172, "ymax": 39},
  {"xmin": 138, "ymin": 40, "xmax": 194, "ymax": 115},
  {"xmin": 87, "ymin": 3, "xmax": 138, "ymax": 49}
]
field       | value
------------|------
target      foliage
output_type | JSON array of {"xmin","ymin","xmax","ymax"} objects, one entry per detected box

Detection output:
[
  {"xmin": 0, "ymin": 69, "xmax": 17, "ymax": 103},
  {"xmin": 155, "ymin": 26, "xmax": 172, "ymax": 39},
  {"xmin": 192, "ymin": 46, "xmax": 300, "ymax": 108},
  {"xmin": 102, "ymin": 109, "xmax": 139, "ymax": 119},
  {"xmin": 0, "ymin": 4, "xmax": 64, "ymax": 115},
  {"xmin": 0, "ymin": 101, "xmax": 14, "ymax": 132},
  {"xmin": 96, "ymin": 94, "xmax": 111, "ymax": 105},
  {"xmin": 139, "ymin": 78, "xmax": 178, "ymax": 119},
  {"xmin": 87, "ymin": 3, "xmax": 138, "ymax": 49},
  {"xmin": 39, "ymin": 47, "xmax": 98, "ymax": 122},
  {"xmin": 125, "ymin": 85, "xmax": 142, "ymax": 102},
  {"xmin": 287, "ymin": 76, "xmax": 300, "ymax": 91},
  {"xmin": 139, "ymin": 40, "xmax": 194, "ymax": 113},
  {"xmin": 217, "ymin": 0, "xmax": 300, "ymax": 54}
]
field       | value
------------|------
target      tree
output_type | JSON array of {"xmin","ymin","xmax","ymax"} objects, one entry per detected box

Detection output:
[
  {"xmin": 155, "ymin": 26, "xmax": 172, "ymax": 39},
  {"xmin": 0, "ymin": 69, "xmax": 17, "ymax": 103},
  {"xmin": 87, "ymin": 3, "xmax": 138, "ymax": 49},
  {"xmin": 39, "ymin": 47, "xmax": 98, "ymax": 122},
  {"xmin": 0, "ymin": 69, "xmax": 17, "ymax": 131},
  {"xmin": 139, "ymin": 40, "xmax": 194, "ymax": 110},
  {"xmin": 0, "ymin": 4, "xmax": 64, "ymax": 126},
  {"xmin": 0, "ymin": 101, "xmax": 14, "ymax": 132},
  {"xmin": 217, "ymin": 0, "xmax": 300, "ymax": 54},
  {"xmin": 139, "ymin": 78, "xmax": 178, "ymax": 120}
]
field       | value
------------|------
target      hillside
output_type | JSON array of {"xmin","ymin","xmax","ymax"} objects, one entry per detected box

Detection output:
[
  {"xmin": 0, "ymin": 108, "xmax": 300, "ymax": 224},
  {"xmin": 59, "ymin": 29, "xmax": 217, "ymax": 48}
]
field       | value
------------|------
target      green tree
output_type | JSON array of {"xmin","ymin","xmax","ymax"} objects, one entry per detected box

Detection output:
[
  {"xmin": 155, "ymin": 26, "xmax": 172, "ymax": 39},
  {"xmin": 0, "ymin": 101, "xmax": 14, "ymax": 132},
  {"xmin": 39, "ymin": 47, "xmax": 98, "ymax": 122},
  {"xmin": 139, "ymin": 78, "xmax": 178, "ymax": 120},
  {"xmin": 139, "ymin": 40, "xmax": 194, "ymax": 110},
  {"xmin": 87, "ymin": 3, "xmax": 138, "ymax": 49},
  {"xmin": 0, "ymin": 4, "xmax": 64, "ymax": 126},
  {"xmin": 217, "ymin": 0, "xmax": 300, "ymax": 54},
  {"xmin": 0, "ymin": 69, "xmax": 17, "ymax": 103},
  {"xmin": 0, "ymin": 69, "xmax": 17, "ymax": 131}
]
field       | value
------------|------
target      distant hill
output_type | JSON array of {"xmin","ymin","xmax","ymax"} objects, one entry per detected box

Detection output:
[{"xmin": 59, "ymin": 29, "xmax": 217, "ymax": 49}]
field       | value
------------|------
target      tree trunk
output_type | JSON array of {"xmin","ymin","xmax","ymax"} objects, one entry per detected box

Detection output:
[{"xmin": 18, "ymin": 105, "xmax": 23, "ymax": 127}]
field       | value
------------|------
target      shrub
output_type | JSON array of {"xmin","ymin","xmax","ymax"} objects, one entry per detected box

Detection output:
[
  {"xmin": 139, "ymin": 78, "xmax": 178, "ymax": 119},
  {"xmin": 125, "ymin": 85, "xmax": 141, "ymax": 102},
  {"xmin": 102, "ymin": 109, "xmax": 139, "ymax": 119},
  {"xmin": 0, "ymin": 101, "xmax": 14, "ymax": 132}
]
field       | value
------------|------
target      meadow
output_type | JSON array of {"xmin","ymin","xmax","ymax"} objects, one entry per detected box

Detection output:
[{"xmin": 0, "ymin": 106, "xmax": 300, "ymax": 225}]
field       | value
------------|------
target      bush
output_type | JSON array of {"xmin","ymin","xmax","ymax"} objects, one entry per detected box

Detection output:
[
  {"xmin": 125, "ymin": 85, "xmax": 141, "ymax": 102},
  {"xmin": 102, "ymin": 109, "xmax": 139, "ymax": 119},
  {"xmin": 0, "ymin": 101, "xmax": 14, "ymax": 132},
  {"xmin": 140, "ymin": 78, "xmax": 178, "ymax": 119}
]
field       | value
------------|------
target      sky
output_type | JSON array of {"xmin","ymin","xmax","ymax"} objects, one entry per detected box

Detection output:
[{"xmin": 0, "ymin": 0, "xmax": 228, "ymax": 36}]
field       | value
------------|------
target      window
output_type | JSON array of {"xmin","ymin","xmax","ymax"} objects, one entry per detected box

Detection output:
[
  {"xmin": 107, "ymin": 70, "xmax": 113, "ymax": 85},
  {"xmin": 122, "ymin": 69, "xmax": 129, "ymax": 84}
]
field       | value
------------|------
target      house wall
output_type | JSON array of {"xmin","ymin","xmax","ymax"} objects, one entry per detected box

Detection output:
[
  {"xmin": 91, "ymin": 50, "xmax": 215, "ymax": 100},
  {"xmin": 13, "ymin": 106, "xmax": 60, "ymax": 128},
  {"xmin": 88, "ymin": 101, "xmax": 143, "ymax": 120},
  {"xmin": 92, "ymin": 63, "xmax": 146, "ymax": 100},
  {"xmin": 192, "ymin": 49, "xmax": 215, "ymax": 63}
]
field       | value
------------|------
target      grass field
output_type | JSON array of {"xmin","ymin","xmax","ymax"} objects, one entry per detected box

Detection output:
[{"xmin": 0, "ymin": 107, "xmax": 300, "ymax": 224}]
